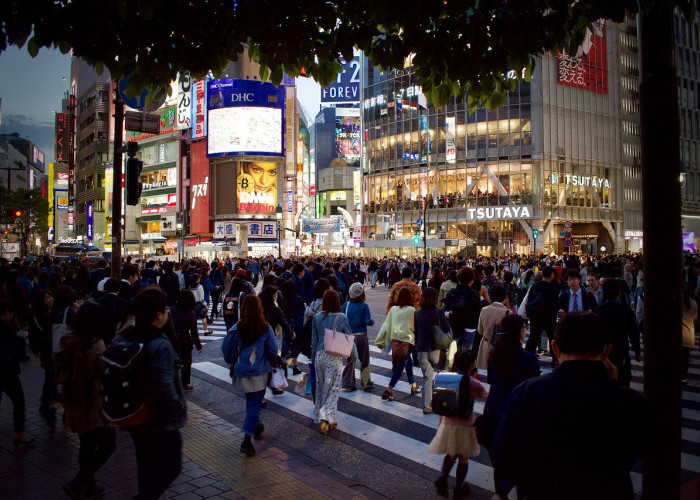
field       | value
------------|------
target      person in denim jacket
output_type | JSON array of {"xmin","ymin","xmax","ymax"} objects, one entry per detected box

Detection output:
[
  {"xmin": 341, "ymin": 283, "xmax": 375, "ymax": 391},
  {"xmin": 222, "ymin": 295, "xmax": 278, "ymax": 457},
  {"xmin": 311, "ymin": 289, "xmax": 354, "ymax": 435},
  {"xmin": 122, "ymin": 288, "xmax": 186, "ymax": 500}
]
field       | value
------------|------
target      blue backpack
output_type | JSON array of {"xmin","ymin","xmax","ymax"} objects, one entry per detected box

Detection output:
[{"xmin": 432, "ymin": 372, "xmax": 473, "ymax": 418}]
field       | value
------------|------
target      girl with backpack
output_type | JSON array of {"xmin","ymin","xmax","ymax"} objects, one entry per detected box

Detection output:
[
  {"xmin": 187, "ymin": 273, "xmax": 210, "ymax": 335},
  {"xmin": 58, "ymin": 302, "xmax": 116, "ymax": 499},
  {"xmin": 169, "ymin": 290, "xmax": 202, "ymax": 392},
  {"xmin": 222, "ymin": 295, "xmax": 278, "ymax": 457},
  {"xmin": 222, "ymin": 278, "xmax": 247, "ymax": 333},
  {"xmin": 428, "ymin": 348, "xmax": 488, "ymax": 500},
  {"xmin": 341, "ymin": 282, "xmax": 375, "ymax": 392}
]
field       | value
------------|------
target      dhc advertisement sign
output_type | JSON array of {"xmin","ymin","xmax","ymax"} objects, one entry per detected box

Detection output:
[{"xmin": 206, "ymin": 79, "xmax": 285, "ymax": 157}]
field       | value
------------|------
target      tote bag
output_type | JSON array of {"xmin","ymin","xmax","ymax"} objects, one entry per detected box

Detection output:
[{"xmin": 323, "ymin": 313, "xmax": 355, "ymax": 358}]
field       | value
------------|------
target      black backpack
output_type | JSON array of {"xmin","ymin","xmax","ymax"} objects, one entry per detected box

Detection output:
[
  {"xmin": 101, "ymin": 333, "xmax": 152, "ymax": 427},
  {"xmin": 222, "ymin": 292, "xmax": 245, "ymax": 331},
  {"xmin": 525, "ymin": 289, "xmax": 546, "ymax": 318},
  {"xmin": 297, "ymin": 315, "xmax": 314, "ymax": 358}
]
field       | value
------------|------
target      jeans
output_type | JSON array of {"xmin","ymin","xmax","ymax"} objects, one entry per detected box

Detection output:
[
  {"xmin": 181, "ymin": 347, "xmax": 192, "ymax": 386},
  {"xmin": 210, "ymin": 290, "xmax": 222, "ymax": 319},
  {"xmin": 389, "ymin": 345, "xmax": 416, "ymax": 387},
  {"xmin": 75, "ymin": 427, "xmax": 116, "ymax": 487},
  {"xmin": 418, "ymin": 350, "xmax": 440, "ymax": 408},
  {"xmin": 0, "ymin": 373, "xmax": 26, "ymax": 432},
  {"xmin": 243, "ymin": 390, "xmax": 266, "ymax": 436},
  {"xmin": 308, "ymin": 362, "xmax": 317, "ymax": 402},
  {"xmin": 370, "ymin": 271, "xmax": 377, "ymax": 286},
  {"xmin": 129, "ymin": 429, "xmax": 182, "ymax": 500}
]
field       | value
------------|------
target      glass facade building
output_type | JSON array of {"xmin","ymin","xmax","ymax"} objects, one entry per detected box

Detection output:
[{"xmin": 361, "ymin": 20, "xmax": 633, "ymax": 257}]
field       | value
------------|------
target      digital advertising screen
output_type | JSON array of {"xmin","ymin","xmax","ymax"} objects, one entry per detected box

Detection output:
[
  {"xmin": 206, "ymin": 79, "xmax": 285, "ymax": 157},
  {"xmin": 236, "ymin": 161, "xmax": 277, "ymax": 214},
  {"xmin": 208, "ymin": 106, "xmax": 283, "ymax": 156},
  {"xmin": 335, "ymin": 115, "xmax": 361, "ymax": 165}
]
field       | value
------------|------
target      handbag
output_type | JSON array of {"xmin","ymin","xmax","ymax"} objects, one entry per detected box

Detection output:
[
  {"xmin": 294, "ymin": 372, "xmax": 308, "ymax": 396},
  {"xmin": 268, "ymin": 367, "xmax": 288, "ymax": 390},
  {"xmin": 391, "ymin": 339, "xmax": 410, "ymax": 363},
  {"xmin": 194, "ymin": 301, "xmax": 208, "ymax": 320},
  {"xmin": 432, "ymin": 310, "xmax": 453, "ymax": 351},
  {"xmin": 323, "ymin": 313, "xmax": 355, "ymax": 358}
]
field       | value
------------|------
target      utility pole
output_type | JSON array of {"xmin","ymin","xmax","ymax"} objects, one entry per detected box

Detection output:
[
  {"xmin": 111, "ymin": 98, "xmax": 125, "ymax": 279},
  {"xmin": 639, "ymin": 6, "xmax": 681, "ymax": 499}
]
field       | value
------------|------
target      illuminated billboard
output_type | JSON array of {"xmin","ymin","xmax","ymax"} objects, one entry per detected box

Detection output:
[
  {"xmin": 236, "ymin": 161, "xmax": 277, "ymax": 214},
  {"xmin": 557, "ymin": 19, "xmax": 608, "ymax": 94},
  {"xmin": 335, "ymin": 115, "xmax": 361, "ymax": 165},
  {"xmin": 206, "ymin": 79, "xmax": 285, "ymax": 157}
]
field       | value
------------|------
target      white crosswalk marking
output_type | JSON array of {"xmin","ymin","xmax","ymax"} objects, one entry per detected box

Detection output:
[{"xmin": 190, "ymin": 339, "xmax": 700, "ymax": 495}]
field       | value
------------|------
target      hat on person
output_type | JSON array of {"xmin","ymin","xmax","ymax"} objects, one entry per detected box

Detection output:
[
  {"xmin": 348, "ymin": 282, "xmax": 364, "ymax": 299},
  {"xmin": 235, "ymin": 269, "xmax": 246, "ymax": 278}
]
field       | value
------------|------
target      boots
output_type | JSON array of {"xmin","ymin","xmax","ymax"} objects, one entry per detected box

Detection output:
[{"xmin": 240, "ymin": 435, "xmax": 255, "ymax": 457}]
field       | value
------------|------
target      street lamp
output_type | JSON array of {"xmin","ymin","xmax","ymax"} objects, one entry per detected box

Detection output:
[{"xmin": 275, "ymin": 205, "xmax": 283, "ymax": 259}]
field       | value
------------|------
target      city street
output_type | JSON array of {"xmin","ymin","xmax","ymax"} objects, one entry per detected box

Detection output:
[{"xmin": 2, "ymin": 283, "xmax": 699, "ymax": 498}]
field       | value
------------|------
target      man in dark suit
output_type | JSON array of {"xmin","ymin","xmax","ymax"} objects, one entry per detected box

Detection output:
[
  {"xmin": 417, "ymin": 256, "xmax": 430, "ymax": 282},
  {"xmin": 558, "ymin": 269, "xmax": 597, "ymax": 314},
  {"xmin": 158, "ymin": 261, "xmax": 181, "ymax": 307},
  {"xmin": 524, "ymin": 266, "xmax": 560, "ymax": 358},
  {"xmin": 490, "ymin": 311, "xmax": 649, "ymax": 499}
]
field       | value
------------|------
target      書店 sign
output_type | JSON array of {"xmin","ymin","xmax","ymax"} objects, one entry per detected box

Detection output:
[{"xmin": 467, "ymin": 205, "xmax": 533, "ymax": 221}]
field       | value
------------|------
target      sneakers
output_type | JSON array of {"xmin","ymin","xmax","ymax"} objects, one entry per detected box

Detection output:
[
  {"xmin": 381, "ymin": 389, "xmax": 395, "ymax": 401},
  {"xmin": 423, "ymin": 406, "xmax": 433, "ymax": 415},
  {"xmin": 183, "ymin": 385, "xmax": 194, "ymax": 392},
  {"xmin": 271, "ymin": 388, "xmax": 284, "ymax": 396},
  {"xmin": 341, "ymin": 387, "xmax": 357, "ymax": 392},
  {"xmin": 253, "ymin": 423, "xmax": 265, "ymax": 440},
  {"xmin": 240, "ymin": 436, "xmax": 256, "ymax": 457},
  {"xmin": 363, "ymin": 382, "xmax": 375, "ymax": 391},
  {"xmin": 434, "ymin": 476, "xmax": 449, "ymax": 498},
  {"xmin": 292, "ymin": 365, "xmax": 302, "ymax": 376},
  {"xmin": 411, "ymin": 384, "xmax": 422, "ymax": 395}
]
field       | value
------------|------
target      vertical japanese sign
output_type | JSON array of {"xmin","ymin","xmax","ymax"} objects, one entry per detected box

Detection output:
[
  {"xmin": 191, "ymin": 79, "xmax": 208, "ymax": 139},
  {"xmin": 177, "ymin": 71, "xmax": 192, "ymax": 130},
  {"xmin": 68, "ymin": 94, "xmax": 76, "ymax": 205},
  {"xmin": 445, "ymin": 116, "xmax": 456, "ymax": 163},
  {"xmin": 48, "ymin": 163, "xmax": 54, "ymax": 241},
  {"xmin": 54, "ymin": 113, "xmax": 69, "ymax": 163},
  {"xmin": 353, "ymin": 170, "xmax": 361, "ymax": 211},
  {"xmin": 557, "ymin": 19, "xmax": 608, "ymax": 94},
  {"xmin": 86, "ymin": 201, "xmax": 93, "ymax": 242},
  {"xmin": 105, "ymin": 162, "xmax": 113, "ymax": 239}
]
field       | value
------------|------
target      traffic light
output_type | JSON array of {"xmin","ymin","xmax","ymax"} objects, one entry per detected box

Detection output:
[
  {"xmin": 413, "ymin": 228, "xmax": 420, "ymax": 245},
  {"xmin": 533, "ymin": 229, "xmax": 539, "ymax": 240},
  {"xmin": 125, "ymin": 142, "xmax": 143, "ymax": 206}
]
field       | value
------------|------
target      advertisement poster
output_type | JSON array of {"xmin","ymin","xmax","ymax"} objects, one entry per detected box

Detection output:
[
  {"xmin": 302, "ymin": 217, "xmax": 341, "ymax": 234},
  {"xmin": 236, "ymin": 161, "xmax": 277, "ymax": 214},
  {"xmin": 335, "ymin": 115, "xmax": 361, "ymax": 165},
  {"xmin": 207, "ymin": 79, "xmax": 285, "ymax": 157},
  {"xmin": 445, "ymin": 116, "xmax": 456, "ymax": 163},
  {"xmin": 322, "ymin": 55, "xmax": 361, "ymax": 103},
  {"xmin": 557, "ymin": 19, "xmax": 608, "ymax": 94}
]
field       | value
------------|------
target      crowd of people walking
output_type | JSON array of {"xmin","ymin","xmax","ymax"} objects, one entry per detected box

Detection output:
[{"xmin": 0, "ymin": 249, "xmax": 686, "ymax": 498}]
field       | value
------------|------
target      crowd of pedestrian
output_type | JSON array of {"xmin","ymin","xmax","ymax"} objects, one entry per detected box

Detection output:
[{"xmin": 0, "ymin": 249, "xmax": 688, "ymax": 498}]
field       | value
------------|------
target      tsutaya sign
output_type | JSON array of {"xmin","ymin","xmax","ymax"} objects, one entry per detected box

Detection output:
[
  {"xmin": 550, "ymin": 173, "xmax": 611, "ymax": 188},
  {"xmin": 467, "ymin": 205, "xmax": 533, "ymax": 221}
]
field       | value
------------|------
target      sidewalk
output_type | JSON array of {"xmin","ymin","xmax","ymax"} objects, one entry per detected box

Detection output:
[{"xmin": 0, "ymin": 360, "xmax": 368, "ymax": 499}]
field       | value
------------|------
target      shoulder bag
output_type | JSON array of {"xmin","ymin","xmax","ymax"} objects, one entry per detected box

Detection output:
[
  {"xmin": 323, "ymin": 313, "xmax": 355, "ymax": 358},
  {"xmin": 432, "ymin": 310, "xmax": 453, "ymax": 351}
]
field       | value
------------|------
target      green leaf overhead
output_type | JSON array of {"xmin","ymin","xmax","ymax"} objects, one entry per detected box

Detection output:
[{"xmin": 0, "ymin": 0, "xmax": 692, "ymax": 105}]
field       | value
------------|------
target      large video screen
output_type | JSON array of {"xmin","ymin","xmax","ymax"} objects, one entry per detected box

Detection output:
[
  {"xmin": 208, "ymin": 107, "xmax": 283, "ymax": 156},
  {"xmin": 335, "ymin": 115, "xmax": 361, "ymax": 166},
  {"xmin": 237, "ymin": 161, "xmax": 277, "ymax": 214}
]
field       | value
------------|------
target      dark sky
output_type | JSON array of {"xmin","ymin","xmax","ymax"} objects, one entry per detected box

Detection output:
[
  {"xmin": 0, "ymin": 46, "xmax": 321, "ymax": 164},
  {"xmin": 0, "ymin": 46, "xmax": 71, "ymax": 164}
]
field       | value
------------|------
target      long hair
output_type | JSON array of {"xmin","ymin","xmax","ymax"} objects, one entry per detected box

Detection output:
[
  {"xmin": 238, "ymin": 295, "xmax": 269, "ymax": 345},
  {"xmin": 490, "ymin": 314, "xmax": 527, "ymax": 377},
  {"xmin": 419, "ymin": 287, "xmax": 438, "ymax": 310},
  {"xmin": 73, "ymin": 302, "xmax": 108, "ymax": 348},
  {"xmin": 321, "ymin": 289, "xmax": 341, "ymax": 316},
  {"xmin": 396, "ymin": 286, "xmax": 413, "ymax": 308}
]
